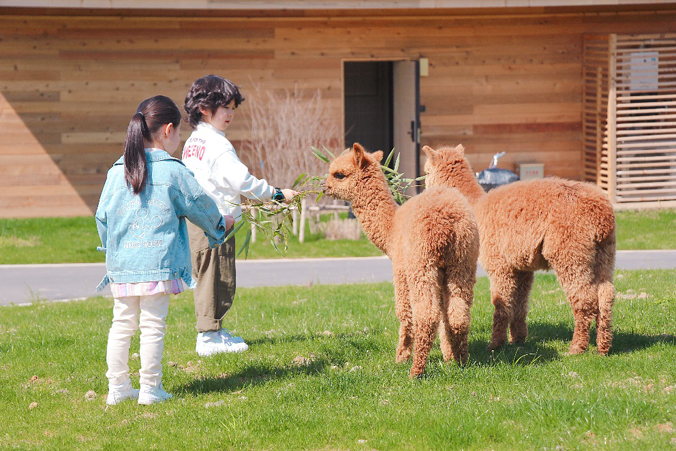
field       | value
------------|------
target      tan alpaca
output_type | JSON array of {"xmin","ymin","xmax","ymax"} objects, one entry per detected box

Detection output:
[
  {"xmin": 423, "ymin": 144, "xmax": 616, "ymax": 355},
  {"xmin": 324, "ymin": 143, "xmax": 480, "ymax": 378}
]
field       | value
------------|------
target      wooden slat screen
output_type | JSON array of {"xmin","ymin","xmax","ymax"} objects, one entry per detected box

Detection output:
[
  {"xmin": 614, "ymin": 33, "xmax": 676, "ymax": 204},
  {"xmin": 585, "ymin": 33, "xmax": 676, "ymax": 206},
  {"xmin": 582, "ymin": 35, "xmax": 610, "ymax": 191}
]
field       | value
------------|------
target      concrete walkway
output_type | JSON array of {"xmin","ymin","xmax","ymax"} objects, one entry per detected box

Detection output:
[{"xmin": 1, "ymin": 250, "xmax": 675, "ymax": 306}]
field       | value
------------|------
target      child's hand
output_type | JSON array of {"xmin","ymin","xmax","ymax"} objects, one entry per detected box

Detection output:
[
  {"xmin": 281, "ymin": 189, "xmax": 299, "ymax": 202},
  {"xmin": 223, "ymin": 214, "xmax": 236, "ymax": 231}
]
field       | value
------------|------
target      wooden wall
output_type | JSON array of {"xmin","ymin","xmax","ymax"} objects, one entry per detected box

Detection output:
[{"xmin": 1, "ymin": 6, "xmax": 675, "ymax": 217}]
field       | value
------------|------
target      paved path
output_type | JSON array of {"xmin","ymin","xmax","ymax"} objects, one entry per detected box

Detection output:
[{"xmin": 1, "ymin": 250, "xmax": 675, "ymax": 306}]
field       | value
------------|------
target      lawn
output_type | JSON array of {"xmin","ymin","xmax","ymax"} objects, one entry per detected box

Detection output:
[
  {"xmin": 2, "ymin": 270, "xmax": 675, "ymax": 449},
  {"xmin": 0, "ymin": 214, "xmax": 382, "ymax": 264},
  {"xmin": 0, "ymin": 208, "xmax": 674, "ymax": 264}
]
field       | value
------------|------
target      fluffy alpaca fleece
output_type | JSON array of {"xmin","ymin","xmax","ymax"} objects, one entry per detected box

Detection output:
[
  {"xmin": 423, "ymin": 144, "xmax": 616, "ymax": 355},
  {"xmin": 324, "ymin": 143, "xmax": 480, "ymax": 378}
]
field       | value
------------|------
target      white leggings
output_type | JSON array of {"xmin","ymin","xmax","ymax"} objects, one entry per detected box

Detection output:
[{"xmin": 106, "ymin": 293, "xmax": 170, "ymax": 387}]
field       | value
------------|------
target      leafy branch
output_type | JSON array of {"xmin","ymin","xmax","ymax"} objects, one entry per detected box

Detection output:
[
  {"xmin": 313, "ymin": 144, "xmax": 426, "ymax": 204},
  {"xmin": 224, "ymin": 170, "xmax": 324, "ymax": 259},
  {"xmin": 380, "ymin": 149, "xmax": 426, "ymax": 205},
  {"xmin": 228, "ymin": 144, "xmax": 425, "ymax": 259}
]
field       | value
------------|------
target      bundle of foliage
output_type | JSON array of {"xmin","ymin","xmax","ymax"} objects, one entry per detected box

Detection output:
[{"xmin": 230, "ymin": 145, "xmax": 425, "ymax": 257}]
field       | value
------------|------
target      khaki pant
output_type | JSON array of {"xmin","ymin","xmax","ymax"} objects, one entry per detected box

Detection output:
[{"xmin": 187, "ymin": 221, "xmax": 236, "ymax": 333}]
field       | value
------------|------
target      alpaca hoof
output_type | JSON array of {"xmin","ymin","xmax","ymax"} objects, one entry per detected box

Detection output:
[
  {"xmin": 597, "ymin": 349, "xmax": 610, "ymax": 356},
  {"xmin": 568, "ymin": 346, "xmax": 586, "ymax": 355},
  {"xmin": 409, "ymin": 370, "xmax": 423, "ymax": 380},
  {"xmin": 396, "ymin": 349, "xmax": 412, "ymax": 363},
  {"xmin": 509, "ymin": 338, "xmax": 526, "ymax": 345},
  {"xmin": 486, "ymin": 342, "xmax": 503, "ymax": 351}
]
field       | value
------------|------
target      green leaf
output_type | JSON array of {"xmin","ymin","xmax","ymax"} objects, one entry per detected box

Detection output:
[
  {"xmin": 383, "ymin": 149, "xmax": 394, "ymax": 167},
  {"xmin": 312, "ymin": 146, "xmax": 331, "ymax": 164},
  {"xmin": 321, "ymin": 144, "xmax": 336, "ymax": 159},
  {"xmin": 293, "ymin": 173, "xmax": 308, "ymax": 189},
  {"xmin": 271, "ymin": 238, "xmax": 282, "ymax": 255},
  {"xmin": 225, "ymin": 220, "xmax": 246, "ymax": 242},
  {"xmin": 237, "ymin": 230, "xmax": 252, "ymax": 258}
]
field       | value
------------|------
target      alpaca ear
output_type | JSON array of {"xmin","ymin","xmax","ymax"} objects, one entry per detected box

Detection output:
[
  {"xmin": 422, "ymin": 145, "xmax": 435, "ymax": 159},
  {"xmin": 352, "ymin": 143, "xmax": 366, "ymax": 168},
  {"xmin": 455, "ymin": 144, "xmax": 465, "ymax": 156},
  {"xmin": 372, "ymin": 150, "xmax": 384, "ymax": 163}
]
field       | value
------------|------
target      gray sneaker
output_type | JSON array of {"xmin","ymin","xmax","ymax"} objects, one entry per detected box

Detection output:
[
  {"xmin": 196, "ymin": 330, "xmax": 248, "ymax": 357},
  {"xmin": 138, "ymin": 384, "xmax": 173, "ymax": 405}
]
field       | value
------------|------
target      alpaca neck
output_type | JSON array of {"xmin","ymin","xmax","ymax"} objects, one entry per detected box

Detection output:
[
  {"xmin": 450, "ymin": 168, "xmax": 485, "ymax": 207},
  {"xmin": 349, "ymin": 176, "xmax": 398, "ymax": 255}
]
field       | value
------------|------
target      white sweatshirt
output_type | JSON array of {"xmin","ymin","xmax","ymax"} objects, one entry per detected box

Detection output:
[{"xmin": 181, "ymin": 122, "xmax": 275, "ymax": 220}]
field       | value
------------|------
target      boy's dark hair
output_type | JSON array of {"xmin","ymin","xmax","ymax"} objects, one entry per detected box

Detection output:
[
  {"xmin": 124, "ymin": 95, "xmax": 182, "ymax": 195},
  {"xmin": 184, "ymin": 75, "xmax": 245, "ymax": 128}
]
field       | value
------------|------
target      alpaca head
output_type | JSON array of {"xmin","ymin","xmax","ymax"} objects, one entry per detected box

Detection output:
[
  {"xmin": 423, "ymin": 144, "xmax": 470, "ymax": 188},
  {"xmin": 323, "ymin": 142, "xmax": 384, "ymax": 202}
]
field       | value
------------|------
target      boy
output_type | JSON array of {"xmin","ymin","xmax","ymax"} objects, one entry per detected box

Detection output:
[{"xmin": 182, "ymin": 75, "xmax": 297, "ymax": 356}]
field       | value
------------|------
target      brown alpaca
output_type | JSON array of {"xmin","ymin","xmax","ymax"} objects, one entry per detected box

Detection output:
[
  {"xmin": 423, "ymin": 144, "xmax": 616, "ymax": 355},
  {"xmin": 324, "ymin": 143, "xmax": 480, "ymax": 378}
]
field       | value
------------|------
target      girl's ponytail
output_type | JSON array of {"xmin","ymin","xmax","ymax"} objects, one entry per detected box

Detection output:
[
  {"xmin": 123, "ymin": 96, "xmax": 181, "ymax": 195},
  {"xmin": 124, "ymin": 112, "xmax": 150, "ymax": 194}
]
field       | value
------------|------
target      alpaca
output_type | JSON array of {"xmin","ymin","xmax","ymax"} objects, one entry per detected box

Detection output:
[
  {"xmin": 323, "ymin": 143, "xmax": 480, "ymax": 378},
  {"xmin": 423, "ymin": 144, "xmax": 616, "ymax": 355}
]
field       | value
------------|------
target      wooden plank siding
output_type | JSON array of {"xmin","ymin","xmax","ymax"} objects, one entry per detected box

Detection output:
[{"xmin": 1, "ymin": 8, "xmax": 675, "ymax": 217}]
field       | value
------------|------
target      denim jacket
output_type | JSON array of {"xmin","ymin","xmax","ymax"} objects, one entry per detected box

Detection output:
[{"xmin": 95, "ymin": 149, "xmax": 227, "ymax": 291}]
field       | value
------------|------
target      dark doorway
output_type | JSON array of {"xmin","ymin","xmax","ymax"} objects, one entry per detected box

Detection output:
[{"xmin": 344, "ymin": 61, "xmax": 394, "ymax": 156}]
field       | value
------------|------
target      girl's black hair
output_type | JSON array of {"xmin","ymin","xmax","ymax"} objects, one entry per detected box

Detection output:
[
  {"xmin": 124, "ymin": 95, "xmax": 181, "ymax": 194},
  {"xmin": 184, "ymin": 75, "xmax": 245, "ymax": 128}
]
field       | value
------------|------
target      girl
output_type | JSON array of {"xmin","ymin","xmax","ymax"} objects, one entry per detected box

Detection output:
[{"xmin": 96, "ymin": 95, "xmax": 234, "ymax": 405}]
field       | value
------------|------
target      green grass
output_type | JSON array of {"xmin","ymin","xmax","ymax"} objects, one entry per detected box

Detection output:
[
  {"xmin": 0, "ymin": 217, "xmax": 104, "ymax": 264},
  {"xmin": 0, "ymin": 209, "xmax": 673, "ymax": 264},
  {"xmin": 2, "ymin": 270, "xmax": 676, "ymax": 449},
  {"xmin": 0, "ymin": 215, "xmax": 381, "ymax": 264},
  {"xmin": 615, "ymin": 208, "xmax": 676, "ymax": 250}
]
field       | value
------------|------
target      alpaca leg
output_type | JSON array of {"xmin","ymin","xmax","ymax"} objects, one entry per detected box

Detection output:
[
  {"xmin": 595, "ymin": 280, "xmax": 614, "ymax": 355},
  {"xmin": 569, "ymin": 303, "xmax": 596, "ymax": 354},
  {"xmin": 438, "ymin": 290, "xmax": 454, "ymax": 363},
  {"xmin": 487, "ymin": 270, "xmax": 518, "ymax": 351},
  {"xmin": 557, "ymin": 268, "xmax": 599, "ymax": 354},
  {"xmin": 447, "ymin": 293, "xmax": 472, "ymax": 366},
  {"xmin": 409, "ymin": 281, "xmax": 442, "ymax": 379},
  {"xmin": 594, "ymin": 239, "xmax": 616, "ymax": 355},
  {"xmin": 393, "ymin": 270, "xmax": 413, "ymax": 363},
  {"xmin": 444, "ymin": 270, "xmax": 474, "ymax": 366},
  {"xmin": 509, "ymin": 271, "xmax": 534, "ymax": 345},
  {"xmin": 410, "ymin": 304, "xmax": 440, "ymax": 379}
]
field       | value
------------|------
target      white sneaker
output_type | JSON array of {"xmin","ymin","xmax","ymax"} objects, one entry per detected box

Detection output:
[
  {"xmin": 196, "ymin": 330, "xmax": 248, "ymax": 357},
  {"xmin": 106, "ymin": 380, "xmax": 139, "ymax": 405},
  {"xmin": 220, "ymin": 328, "xmax": 248, "ymax": 347},
  {"xmin": 138, "ymin": 384, "xmax": 173, "ymax": 405}
]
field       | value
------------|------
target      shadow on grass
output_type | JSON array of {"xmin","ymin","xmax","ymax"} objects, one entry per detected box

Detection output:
[
  {"xmin": 246, "ymin": 329, "xmax": 390, "ymax": 350},
  {"xmin": 180, "ymin": 323, "xmax": 676, "ymax": 392},
  {"xmin": 528, "ymin": 320, "xmax": 676, "ymax": 354},
  {"xmin": 468, "ymin": 320, "xmax": 676, "ymax": 366},
  {"xmin": 181, "ymin": 358, "xmax": 330, "ymax": 395},
  {"xmin": 180, "ymin": 333, "xmax": 387, "ymax": 395}
]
